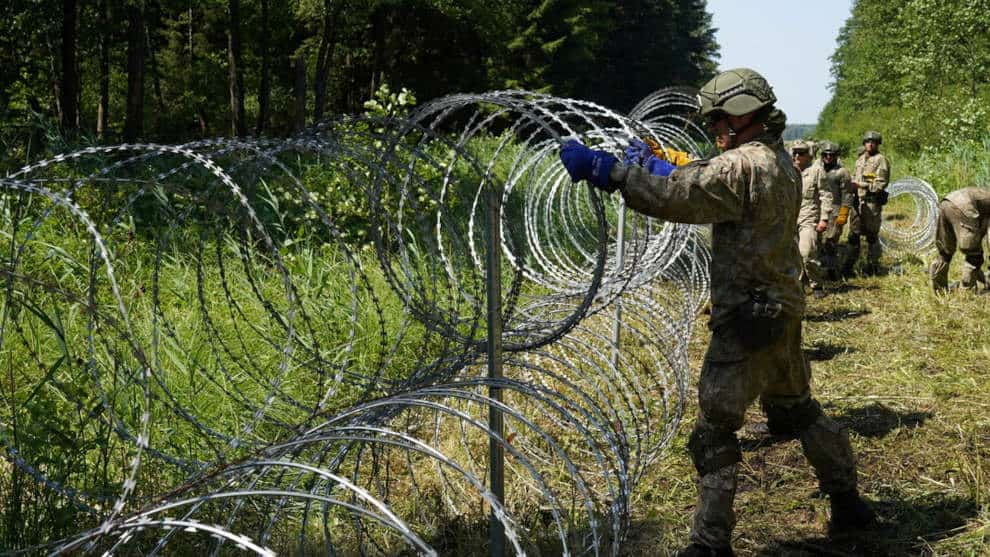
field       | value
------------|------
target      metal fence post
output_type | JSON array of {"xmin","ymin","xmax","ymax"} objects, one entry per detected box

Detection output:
[{"xmin": 486, "ymin": 182, "xmax": 505, "ymax": 557}]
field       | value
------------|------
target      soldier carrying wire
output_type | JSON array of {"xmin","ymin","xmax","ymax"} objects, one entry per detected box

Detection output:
[{"xmin": 558, "ymin": 68, "xmax": 876, "ymax": 556}]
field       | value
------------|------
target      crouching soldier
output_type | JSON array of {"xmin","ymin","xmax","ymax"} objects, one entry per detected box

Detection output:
[{"xmin": 929, "ymin": 187, "xmax": 990, "ymax": 292}]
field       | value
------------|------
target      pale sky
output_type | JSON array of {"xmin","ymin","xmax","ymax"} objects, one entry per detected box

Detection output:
[{"xmin": 707, "ymin": 0, "xmax": 854, "ymax": 124}]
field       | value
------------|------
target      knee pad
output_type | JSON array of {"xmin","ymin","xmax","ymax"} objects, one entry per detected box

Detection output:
[
  {"xmin": 962, "ymin": 252, "xmax": 984, "ymax": 268},
  {"xmin": 961, "ymin": 252, "xmax": 986, "ymax": 286},
  {"xmin": 762, "ymin": 398, "xmax": 823, "ymax": 436},
  {"xmin": 687, "ymin": 425, "xmax": 741, "ymax": 477}
]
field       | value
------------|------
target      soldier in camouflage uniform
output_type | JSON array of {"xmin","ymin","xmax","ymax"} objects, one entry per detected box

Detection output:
[
  {"xmin": 791, "ymin": 140, "xmax": 828, "ymax": 298},
  {"xmin": 929, "ymin": 187, "xmax": 990, "ymax": 292},
  {"xmin": 843, "ymin": 130, "xmax": 890, "ymax": 275},
  {"xmin": 818, "ymin": 142, "xmax": 855, "ymax": 279},
  {"xmin": 559, "ymin": 68, "xmax": 874, "ymax": 557}
]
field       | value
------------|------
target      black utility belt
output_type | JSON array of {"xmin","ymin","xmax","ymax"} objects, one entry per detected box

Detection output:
[
  {"xmin": 730, "ymin": 290, "xmax": 787, "ymax": 351},
  {"xmin": 863, "ymin": 189, "xmax": 889, "ymax": 205}
]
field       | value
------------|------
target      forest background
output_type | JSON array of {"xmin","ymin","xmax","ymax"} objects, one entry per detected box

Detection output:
[{"xmin": 0, "ymin": 0, "xmax": 719, "ymax": 160}]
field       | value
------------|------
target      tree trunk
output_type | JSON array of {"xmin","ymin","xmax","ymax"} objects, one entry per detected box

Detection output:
[
  {"xmin": 227, "ymin": 0, "xmax": 246, "ymax": 137},
  {"xmin": 255, "ymin": 0, "xmax": 271, "ymax": 135},
  {"xmin": 145, "ymin": 6, "xmax": 166, "ymax": 127},
  {"xmin": 369, "ymin": 6, "xmax": 386, "ymax": 96},
  {"xmin": 188, "ymin": 6, "xmax": 208, "ymax": 135},
  {"xmin": 60, "ymin": 0, "xmax": 78, "ymax": 133},
  {"xmin": 313, "ymin": 0, "xmax": 342, "ymax": 123},
  {"xmin": 96, "ymin": 0, "xmax": 110, "ymax": 139},
  {"xmin": 123, "ymin": 2, "xmax": 145, "ymax": 142},
  {"xmin": 293, "ymin": 51, "xmax": 307, "ymax": 133}
]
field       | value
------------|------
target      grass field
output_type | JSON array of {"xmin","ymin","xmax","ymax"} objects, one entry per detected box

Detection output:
[{"xmin": 625, "ymin": 251, "xmax": 990, "ymax": 555}]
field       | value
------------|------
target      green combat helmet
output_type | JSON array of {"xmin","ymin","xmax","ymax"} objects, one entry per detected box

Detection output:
[
  {"xmin": 862, "ymin": 130, "xmax": 882, "ymax": 144},
  {"xmin": 697, "ymin": 68, "xmax": 776, "ymax": 117},
  {"xmin": 820, "ymin": 141, "xmax": 840, "ymax": 155}
]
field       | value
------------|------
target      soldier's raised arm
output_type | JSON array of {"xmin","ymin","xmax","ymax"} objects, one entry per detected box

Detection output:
[{"xmin": 609, "ymin": 156, "xmax": 747, "ymax": 224}]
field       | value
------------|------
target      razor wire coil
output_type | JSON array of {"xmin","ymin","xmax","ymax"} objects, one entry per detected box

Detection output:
[{"xmin": 0, "ymin": 89, "xmax": 712, "ymax": 556}]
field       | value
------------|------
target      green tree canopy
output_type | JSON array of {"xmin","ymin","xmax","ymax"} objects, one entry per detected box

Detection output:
[{"xmin": 819, "ymin": 0, "xmax": 990, "ymax": 152}]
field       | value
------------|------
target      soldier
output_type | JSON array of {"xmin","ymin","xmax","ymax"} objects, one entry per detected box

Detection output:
[
  {"xmin": 791, "ymin": 140, "xmax": 828, "ymax": 298},
  {"xmin": 559, "ymin": 68, "xmax": 874, "ymax": 557},
  {"xmin": 928, "ymin": 187, "xmax": 990, "ymax": 292},
  {"xmin": 818, "ymin": 141, "xmax": 855, "ymax": 279},
  {"xmin": 843, "ymin": 130, "xmax": 890, "ymax": 275}
]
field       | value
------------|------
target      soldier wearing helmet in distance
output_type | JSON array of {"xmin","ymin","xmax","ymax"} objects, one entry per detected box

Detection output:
[
  {"xmin": 843, "ymin": 130, "xmax": 891, "ymax": 275},
  {"xmin": 818, "ymin": 141, "xmax": 855, "ymax": 279},
  {"xmin": 557, "ymin": 68, "xmax": 875, "ymax": 556},
  {"xmin": 791, "ymin": 140, "xmax": 828, "ymax": 298}
]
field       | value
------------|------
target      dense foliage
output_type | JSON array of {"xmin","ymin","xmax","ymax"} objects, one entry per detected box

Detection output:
[
  {"xmin": 817, "ymin": 0, "xmax": 990, "ymax": 154},
  {"xmin": 0, "ymin": 0, "xmax": 718, "ymax": 168}
]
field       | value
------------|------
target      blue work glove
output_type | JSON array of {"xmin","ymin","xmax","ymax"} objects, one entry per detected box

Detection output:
[
  {"xmin": 644, "ymin": 155, "xmax": 677, "ymax": 177},
  {"xmin": 623, "ymin": 138, "xmax": 653, "ymax": 166},
  {"xmin": 559, "ymin": 139, "xmax": 618, "ymax": 191}
]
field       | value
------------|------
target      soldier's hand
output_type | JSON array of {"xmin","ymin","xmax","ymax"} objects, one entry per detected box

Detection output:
[
  {"xmin": 560, "ymin": 139, "xmax": 618, "ymax": 190},
  {"xmin": 816, "ymin": 220, "xmax": 828, "ymax": 233},
  {"xmin": 644, "ymin": 156, "xmax": 677, "ymax": 177},
  {"xmin": 623, "ymin": 138, "xmax": 652, "ymax": 166},
  {"xmin": 835, "ymin": 206, "xmax": 850, "ymax": 226}
]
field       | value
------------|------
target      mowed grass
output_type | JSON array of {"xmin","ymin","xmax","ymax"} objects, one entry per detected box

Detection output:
[{"xmin": 624, "ymin": 247, "xmax": 990, "ymax": 555}]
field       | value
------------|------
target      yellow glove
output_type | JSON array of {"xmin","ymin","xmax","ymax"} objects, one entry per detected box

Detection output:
[
  {"xmin": 835, "ymin": 206, "xmax": 849, "ymax": 226},
  {"xmin": 644, "ymin": 138, "xmax": 693, "ymax": 166}
]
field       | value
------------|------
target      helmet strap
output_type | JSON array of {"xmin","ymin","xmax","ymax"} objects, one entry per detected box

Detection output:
[{"xmin": 726, "ymin": 126, "xmax": 738, "ymax": 149}]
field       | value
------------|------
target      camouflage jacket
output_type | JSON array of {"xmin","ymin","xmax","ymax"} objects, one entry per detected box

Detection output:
[
  {"xmin": 853, "ymin": 152, "xmax": 890, "ymax": 197},
  {"xmin": 823, "ymin": 163, "xmax": 854, "ymax": 220},
  {"xmin": 944, "ymin": 187, "xmax": 990, "ymax": 232},
  {"xmin": 798, "ymin": 162, "xmax": 827, "ymax": 227},
  {"xmin": 609, "ymin": 138, "xmax": 804, "ymax": 329}
]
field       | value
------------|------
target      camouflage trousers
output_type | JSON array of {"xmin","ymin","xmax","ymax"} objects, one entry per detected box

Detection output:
[
  {"xmin": 688, "ymin": 316, "xmax": 858, "ymax": 549},
  {"xmin": 819, "ymin": 218, "xmax": 845, "ymax": 278},
  {"xmin": 930, "ymin": 199, "xmax": 987, "ymax": 291},
  {"xmin": 845, "ymin": 197, "xmax": 884, "ymax": 268},
  {"xmin": 798, "ymin": 223, "xmax": 824, "ymax": 289}
]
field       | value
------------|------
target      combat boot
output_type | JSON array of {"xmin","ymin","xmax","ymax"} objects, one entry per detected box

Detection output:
[
  {"xmin": 675, "ymin": 542, "xmax": 736, "ymax": 557},
  {"xmin": 865, "ymin": 241, "xmax": 883, "ymax": 274},
  {"xmin": 829, "ymin": 489, "xmax": 877, "ymax": 533},
  {"xmin": 929, "ymin": 257, "xmax": 949, "ymax": 292},
  {"xmin": 841, "ymin": 243, "xmax": 860, "ymax": 277}
]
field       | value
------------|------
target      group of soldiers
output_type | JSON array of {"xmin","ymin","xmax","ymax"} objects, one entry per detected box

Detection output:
[
  {"xmin": 790, "ymin": 131, "xmax": 890, "ymax": 298},
  {"xmin": 791, "ymin": 131, "xmax": 990, "ymax": 295}
]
